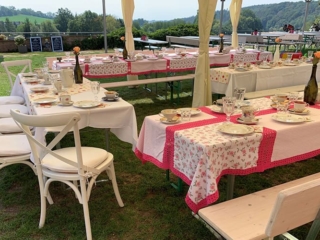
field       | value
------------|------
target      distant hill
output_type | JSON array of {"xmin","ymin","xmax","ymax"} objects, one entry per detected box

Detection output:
[{"xmin": 0, "ymin": 14, "xmax": 52, "ymax": 24}]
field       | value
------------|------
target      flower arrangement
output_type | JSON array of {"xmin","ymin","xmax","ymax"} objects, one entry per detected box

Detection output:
[
  {"xmin": 73, "ymin": 46, "xmax": 81, "ymax": 56},
  {"xmin": 219, "ymin": 33, "xmax": 224, "ymax": 53},
  {"xmin": 120, "ymin": 36, "xmax": 125, "ymax": 43},
  {"xmin": 275, "ymin": 37, "xmax": 282, "ymax": 44},
  {"xmin": 120, "ymin": 36, "xmax": 128, "ymax": 59},
  {"xmin": 14, "ymin": 35, "xmax": 26, "ymax": 46},
  {"xmin": 312, "ymin": 51, "xmax": 320, "ymax": 65},
  {"xmin": 0, "ymin": 34, "xmax": 6, "ymax": 40}
]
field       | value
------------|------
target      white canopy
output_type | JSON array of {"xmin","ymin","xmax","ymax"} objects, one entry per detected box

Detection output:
[{"xmin": 230, "ymin": 0, "xmax": 243, "ymax": 48}]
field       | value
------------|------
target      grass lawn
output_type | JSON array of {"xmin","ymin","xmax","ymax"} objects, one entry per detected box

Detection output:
[{"xmin": 0, "ymin": 51, "xmax": 319, "ymax": 239}]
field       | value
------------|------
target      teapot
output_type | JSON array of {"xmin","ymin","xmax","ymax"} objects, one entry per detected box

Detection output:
[{"xmin": 60, "ymin": 68, "xmax": 74, "ymax": 88}]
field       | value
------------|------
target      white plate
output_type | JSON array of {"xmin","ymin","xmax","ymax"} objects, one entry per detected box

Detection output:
[
  {"xmin": 176, "ymin": 108, "xmax": 201, "ymax": 116},
  {"xmin": 73, "ymin": 100, "xmax": 101, "ymax": 108},
  {"xmin": 30, "ymin": 87, "xmax": 49, "ymax": 93},
  {"xmin": 259, "ymin": 65, "xmax": 272, "ymax": 69},
  {"xmin": 211, "ymin": 105, "xmax": 224, "ymax": 113},
  {"xmin": 58, "ymin": 101, "xmax": 74, "ymax": 106},
  {"xmin": 288, "ymin": 108, "xmax": 310, "ymax": 115},
  {"xmin": 219, "ymin": 124, "xmax": 254, "ymax": 135},
  {"xmin": 147, "ymin": 58, "xmax": 158, "ymax": 61},
  {"xmin": 102, "ymin": 96, "xmax": 120, "ymax": 102},
  {"xmin": 33, "ymin": 97, "xmax": 57, "ymax": 104},
  {"xmin": 213, "ymin": 52, "xmax": 224, "ymax": 55},
  {"xmin": 283, "ymin": 63, "xmax": 296, "ymax": 66},
  {"xmin": 235, "ymin": 67, "xmax": 249, "ymax": 72},
  {"xmin": 160, "ymin": 116, "xmax": 181, "ymax": 124},
  {"xmin": 237, "ymin": 118, "xmax": 259, "ymax": 125},
  {"xmin": 271, "ymin": 114, "xmax": 306, "ymax": 123},
  {"xmin": 22, "ymin": 73, "xmax": 37, "ymax": 77},
  {"xmin": 24, "ymin": 78, "xmax": 40, "ymax": 83}
]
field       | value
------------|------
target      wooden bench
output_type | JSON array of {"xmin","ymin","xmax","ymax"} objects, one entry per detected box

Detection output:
[
  {"xmin": 197, "ymin": 172, "xmax": 320, "ymax": 240},
  {"xmin": 100, "ymin": 74, "xmax": 195, "ymax": 102},
  {"xmin": 244, "ymin": 85, "xmax": 305, "ymax": 99}
]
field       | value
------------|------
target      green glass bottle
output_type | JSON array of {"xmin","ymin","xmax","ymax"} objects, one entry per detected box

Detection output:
[
  {"xmin": 122, "ymin": 42, "xmax": 128, "ymax": 59},
  {"xmin": 304, "ymin": 64, "xmax": 318, "ymax": 105},
  {"xmin": 74, "ymin": 55, "xmax": 83, "ymax": 84}
]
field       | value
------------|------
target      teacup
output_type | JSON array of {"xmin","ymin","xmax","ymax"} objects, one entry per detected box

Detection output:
[
  {"xmin": 294, "ymin": 101, "xmax": 309, "ymax": 112},
  {"xmin": 276, "ymin": 93, "xmax": 288, "ymax": 102},
  {"xmin": 105, "ymin": 91, "xmax": 119, "ymax": 100},
  {"xmin": 240, "ymin": 105, "xmax": 259, "ymax": 122},
  {"xmin": 161, "ymin": 109, "xmax": 177, "ymax": 121},
  {"xmin": 59, "ymin": 93, "xmax": 72, "ymax": 105}
]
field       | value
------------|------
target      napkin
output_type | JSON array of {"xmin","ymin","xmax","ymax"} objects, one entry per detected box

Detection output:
[{"xmin": 252, "ymin": 126, "xmax": 263, "ymax": 133}]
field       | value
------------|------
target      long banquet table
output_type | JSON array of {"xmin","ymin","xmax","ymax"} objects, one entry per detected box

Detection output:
[
  {"xmin": 11, "ymin": 75, "xmax": 138, "ymax": 150},
  {"xmin": 134, "ymin": 97, "xmax": 320, "ymax": 213},
  {"xmin": 210, "ymin": 62, "xmax": 320, "ymax": 96},
  {"xmin": 52, "ymin": 49, "xmax": 273, "ymax": 79}
]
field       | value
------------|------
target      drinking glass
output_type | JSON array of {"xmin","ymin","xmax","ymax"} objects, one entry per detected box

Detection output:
[
  {"xmin": 222, "ymin": 97, "xmax": 236, "ymax": 122},
  {"xmin": 65, "ymin": 52, "xmax": 70, "ymax": 62},
  {"xmin": 234, "ymin": 88, "xmax": 246, "ymax": 109},
  {"xmin": 287, "ymin": 92, "xmax": 300, "ymax": 108},
  {"xmin": 308, "ymin": 51, "xmax": 313, "ymax": 60},
  {"xmin": 90, "ymin": 81, "xmax": 100, "ymax": 101},
  {"xmin": 286, "ymin": 53, "xmax": 293, "ymax": 62},
  {"xmin": 114, "ymin": 48, "xmax": 120, "ymax": 57}
]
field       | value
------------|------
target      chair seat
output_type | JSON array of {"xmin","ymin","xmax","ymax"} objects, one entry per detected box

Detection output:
[
  {"xmin": 42, "ymin": 147, "xmax": 109, "ymax": 173},
  {"xmin": 0, "ymin": 104, "xmax": 28, "ymax": 118},
  {"xmin": 0, "ymin": 96, "xmax": 25, "ymax": 105},
  {"xmin": 0, "ymin": 135, "xmax": 31, "ymax": 156},
  {"xmin": 0, "ymin": 117, "xmax": 23, "ymax": 133}
]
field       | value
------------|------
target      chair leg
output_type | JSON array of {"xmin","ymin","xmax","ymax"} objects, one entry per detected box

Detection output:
[
  {"xmin": 38, "ymin": 175, "xmax": 48, "ymax": 228},
  {"xmin": 107, "ymin": 163, "xmax": 124, "ymax": 207},
  {"xmin": 80, "ymin": 178, "xmax": 93, "ymax": 240}
]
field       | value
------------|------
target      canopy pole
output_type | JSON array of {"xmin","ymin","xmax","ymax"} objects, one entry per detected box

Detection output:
[
  {"xmin": 102, "ymin": 0, "xmax": 108, "ymax": 53},
  {"xmin": 219, "ymin": 0, "xmax": 226, "ymax": 34},
  {"xmin": 302, "ymin": 0, "xmax": 311, "ymax": 36}
]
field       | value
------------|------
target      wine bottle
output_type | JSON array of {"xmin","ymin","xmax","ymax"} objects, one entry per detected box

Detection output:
[
  {"xmin": 123, "ymin": 42, "xmax": 128, "ymax": 59},
  {"xmin": 74, "ymin": 55, "xmax": 83, "ymax": 84},
  {"xmin": 304, "ymin": 64, "xmax": 318, "ymax": 105}
]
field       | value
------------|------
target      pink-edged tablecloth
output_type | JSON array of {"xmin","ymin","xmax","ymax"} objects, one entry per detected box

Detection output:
[{"xmin": 135, "ymin": 97, "xmax": 320, "ymax": 213}]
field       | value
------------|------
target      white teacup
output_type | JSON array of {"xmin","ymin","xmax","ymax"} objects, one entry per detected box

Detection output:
[
  {"xmin": 240, "ymin": 105, "xmax": 259, "ymax": 122},
  {"xmin": 294, "ymin": 101, "xmax": 309, "ymax": 112},
  {"xmin": 59, "ymin": 93, "xmax": 72, "ymax": 105},
  {"xmin": 276, "ymin": 93, "xmax": 288, "ymax": 103},
  {"xmin": 161, "ymin": 109, "xmax": 177, "ymax": 121},
  {"xmin": 105, "ymin": 91, "xmax": 119, "ymax": 100}
]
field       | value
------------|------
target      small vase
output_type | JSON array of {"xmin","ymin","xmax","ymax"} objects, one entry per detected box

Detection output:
[
  {"xmin": 304, "ymin": 64, "xmax": 318, "ymax": 105},
  {"xmin": 122, "ymin": 42, "xmax": 128, "ymax": 59},
  {"xmin": 219, "ymin": 38, "xmax": 224, "ymax": 53},
  {"xmin": 273, "ymin": 45, "xmax": 280, "ymax": 63},
  {"xmin": 74, "ymin": 55, "xmax": 83, "ymax": 84}
]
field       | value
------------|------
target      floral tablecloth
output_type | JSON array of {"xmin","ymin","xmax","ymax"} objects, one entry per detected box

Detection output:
[{"xmin": 135, "ymin": 98, "xmax": 320, "ymax": 213}]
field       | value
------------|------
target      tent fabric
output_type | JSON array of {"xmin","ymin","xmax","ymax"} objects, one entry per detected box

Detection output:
[
  {"xmin": 230, "ymin": 0, "xmax": 243, "ymax": 48},
  {"xmin": 192, "ymin": 0, "xmax": 217, "ymax": 107},
  {"xmin": 121, "ymin": 0, "xmax": 138, "ymax": 82}
]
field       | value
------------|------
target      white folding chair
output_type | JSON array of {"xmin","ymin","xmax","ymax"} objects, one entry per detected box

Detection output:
[
  {"xmin": 1, "ymin": 59, "xmax": 32, "ymax": 90},
  {"xmin": 10, "ymin": 110, "xmax": 124, "ymax": 240},
  {"xmin": 0, "ymin": 104, "xmax": 28, "ymax": 118}
]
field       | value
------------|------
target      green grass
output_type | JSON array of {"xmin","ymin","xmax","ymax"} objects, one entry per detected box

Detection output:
[
  {"xmin": 1, "ymin": 52, "xmax": 320, "ymax": 239},
  {"xmin": 0, "ymin": 14, "xmax": 52, "ymax": 24}
]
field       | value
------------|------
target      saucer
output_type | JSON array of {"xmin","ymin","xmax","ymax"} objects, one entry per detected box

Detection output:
[
  {"xmin": 102, "ymin": 96, "xmax": 119, "ymax": 102},
  {"xmin": 288, "ymin": 108, "xmax": 310, "ymax": 115},
  {"xmin": 237, "ymin": 118, "xmax": 259, "ymax": 125},
  {"xmin": 160, "ymin": 116, "xmax": 180, "ymax": 124},
  {"xmin": 58, "ymin": 101, "xmax": 74, "ymax": 106}
]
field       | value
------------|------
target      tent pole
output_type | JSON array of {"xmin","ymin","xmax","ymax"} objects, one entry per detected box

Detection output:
[
  {"xmin": 102, "ymin": 0, "xmax": 108, "ymax": 53},
  {"xmin": 219, "ymin": 0, "xmax": 226, "ymax": 34}
]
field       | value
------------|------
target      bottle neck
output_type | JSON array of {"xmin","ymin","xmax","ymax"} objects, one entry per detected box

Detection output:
[{"xmin": 75, "ymin": 55, "xmax": 79, "ymax": 64}]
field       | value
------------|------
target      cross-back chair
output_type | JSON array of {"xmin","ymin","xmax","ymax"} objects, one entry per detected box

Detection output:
[{"xmin": 10, "ymin": 109, "xmax": 124, "ymax": 240}]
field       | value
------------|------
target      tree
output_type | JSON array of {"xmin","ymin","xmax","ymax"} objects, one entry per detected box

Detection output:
[
  {"xmin": 105, "ymin": 15, "xmax": 121, "ymax": 33},
  {"xmin": 23, "ymin": 18, "xmax": 31, "ymax": 38},
  {"xmin": 54, "ymin": 8, "xmax": 74, "ymax": 32},
  {"xmin": 5, "ymin": 18, "xmax": 16, "ymax": 32},
  {"xmin": 40, "ymin": 21, "xmax": 59, "ymax": 35}
]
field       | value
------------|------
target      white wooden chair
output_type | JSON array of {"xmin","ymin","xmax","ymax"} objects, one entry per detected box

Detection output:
[
  {"xmin": 1, "ymin": 59, "xmax": 32, "ymax": 90},
  {"xmin": 197, "ymin": 173, "xmax": 320, "ymax": 240},
  {"xmin": 10, "ymin": 110, "xmax": 124, "ymax": 240}
]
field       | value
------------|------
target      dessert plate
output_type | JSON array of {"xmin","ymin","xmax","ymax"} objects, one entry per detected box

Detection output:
[
  {"xmin": 235, "ymin": 67, "xmax": 249, "ymax": 72},
  {"xmin": 283, "ymin": 62, "xmax": 296, "ymax": 66},
  {"xmin": 219, "ymin": 124, "xmax": 254, "ymax": 135},
  {"xmin": 33, "ymin": 97, "xmax": 57, "ymax": 104},
  {"xmin": 176, "ymin": 108, "xmax": 201, "ymax": 116},
  {"xmin": 73, "ymin": 100, "xmax": 101, "ymax": 108},
  {"xmin": 236, "ymin": 118, "xmax": 259, "ymax": 125},
  {"xmin": 271, "ymin": 114, "xmax": 306, "ymax": 123},
  {"xmin": 259, "ymin": 65, "xmax": 272, "ymax": 69},
  {"xmin": 24, "ymin": 78, "xmax": 40, "ymax": 83},
  {"xmin": 102, "ymin": 96, "xmax": 120, "ymax": 102},
  {"xmin": 160, "ymin": 116, "xmax": 180, "ymax": 124},
  {"xmin": 30, "ymin": 87, "xmax": 49, "ymax": 93},
  {"xmin": 22, "ymin": 73, "xmax": 37, "ymax": 77}
]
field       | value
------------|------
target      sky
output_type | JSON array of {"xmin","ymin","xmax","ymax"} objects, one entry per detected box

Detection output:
[{"xmin": 0, "ymin": 0, "xmax": 304, "ymax": 21}]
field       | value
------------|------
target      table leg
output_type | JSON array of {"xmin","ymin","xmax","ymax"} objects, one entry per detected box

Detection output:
[
  {"xmin": 226, "ymin": 175, "xmax": 235, "ymax": 200},
  {"xmin": 166, "ymin": 169, "xmax": 183, "ymax": 193}
]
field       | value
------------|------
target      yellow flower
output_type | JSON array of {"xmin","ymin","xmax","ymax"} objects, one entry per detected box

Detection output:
[
  {"xmin": 275, "ymin": 37, "xmax": 282, "ymax": 44},
  {"xmin": 120, "ymin": 36, "xmax": 125, "ymax": 41},
  {"xmin": 219, "ymin": 33, "xmax": 224, "ymax": 38},
  {"xmin": 73, "ymin": 46, "xmax": 80, "ymax": 55}
]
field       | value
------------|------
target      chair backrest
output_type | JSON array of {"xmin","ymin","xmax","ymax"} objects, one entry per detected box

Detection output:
[
  {"xmin": 265, "ymin": 178, "xmax": 320, "ymax": 237},
  {"xmin": 1, "ymin": 59, "xmax": 32, "ymax": 90},
  {"xmin": 10, "ymin": 110, "xmax": 99, "ymax": 176}
]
